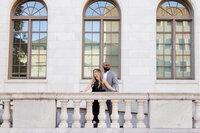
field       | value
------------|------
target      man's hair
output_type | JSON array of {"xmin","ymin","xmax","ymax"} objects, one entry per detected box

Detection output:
[{"xmin": 103, "ymin": 62, "xmax": 110, "ymax": 66}]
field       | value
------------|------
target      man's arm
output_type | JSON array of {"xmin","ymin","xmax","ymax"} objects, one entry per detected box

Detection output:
[{"xmin": 112, "ymin": 72, "xmax": 119, "ymax": 91}]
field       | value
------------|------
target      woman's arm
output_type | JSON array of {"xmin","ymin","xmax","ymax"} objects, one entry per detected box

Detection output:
[
  {"xmin": 80, "ymin": 80, "xmax": 93, "ymax": 92},
  {"xmin": 103, "ymin": 79, "xmax": 118, "ymax": 92}
]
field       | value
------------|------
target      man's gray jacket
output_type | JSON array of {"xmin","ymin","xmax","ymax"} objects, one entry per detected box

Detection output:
[{"xmin": 103, "ymin": 71, "xmax": 119, "ymax": 92}]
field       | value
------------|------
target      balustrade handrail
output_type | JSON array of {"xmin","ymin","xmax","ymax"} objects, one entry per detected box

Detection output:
[{"xmin": 0, "ymin": 92, "xmax": 199, "ymax": 100}]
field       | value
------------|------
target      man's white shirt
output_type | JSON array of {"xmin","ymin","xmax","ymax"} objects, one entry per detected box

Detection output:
[{"xmin": 103, "ymin": 71, "xmax": 109, "ymax": 81}]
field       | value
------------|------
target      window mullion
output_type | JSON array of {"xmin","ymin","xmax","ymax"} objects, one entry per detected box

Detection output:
[
  {"xmin": 100, "ymin": 18, "xmax": 104, "ymax": 71},
  {"xmin": 172, "ymin": 19, "xmax": 176, "ymax": 79},
  {"xmin": 27, "ymin": 19, "xmax": 32, "ymax": 78}
]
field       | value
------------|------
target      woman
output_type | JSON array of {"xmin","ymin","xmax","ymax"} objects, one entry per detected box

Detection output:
[{"xmin": 81, "ymin": 69, "xmax": 118, "ymax": 127}]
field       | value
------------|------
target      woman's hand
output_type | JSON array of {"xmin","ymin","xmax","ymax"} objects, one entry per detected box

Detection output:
[{"xmin": 113, "ymin": 89, "xmax": 118, "ymax": 92}]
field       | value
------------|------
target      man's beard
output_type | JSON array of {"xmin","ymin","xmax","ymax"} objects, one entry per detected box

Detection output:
[{"xmin": 104, "ymin": 68, "xmax": 110, "ymax": 71}]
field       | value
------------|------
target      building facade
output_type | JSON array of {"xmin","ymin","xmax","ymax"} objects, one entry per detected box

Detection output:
[{"xmin": 0, "ymin": 0, "xmax": 200, "ymax": 132}]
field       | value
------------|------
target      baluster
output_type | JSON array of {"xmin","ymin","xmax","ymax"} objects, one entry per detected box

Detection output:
[
  {"xmin": 72, "ymin": 100, "xmax": 81, "ymax": 128},
  {"xmin": 194, "ymin": 100, "xmax": 200, "ymax": 128},
  {"xmin": 111, "ymin": 100, "xmax": 119, "ymax": 128},
  {"xmin": 136, "ymin": 100, "xmax": 146, "ymax": 128},
  {"xmin": 85, "ymin": 100, "xmax": 93, "ymax": 128},
  {"xmin": 58, "ymin": 100, "xmax": 68, "ymax": 128},
  {"xmin": 1, "ymin": 100, "xmax": 11, "ymax": 128},
  {"xmin": 98, "ymin": 100, "xmax": 106, "ymax": 128},
  {"xmin": 124, "ymin": 100, "xmax": 132, "ymax": 128}
]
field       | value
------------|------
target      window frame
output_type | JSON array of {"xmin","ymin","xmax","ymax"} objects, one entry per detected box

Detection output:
[
  {"xmin": 9, "ymin": 0, "xmax": 48, "ymax": 79},
  {"xmin": 82, "ymin": 0, "xmax": 121, "ymax": 79},
  {"xmin": 156, "ymin": 0, "xmax": 194, "ymax": 80}
]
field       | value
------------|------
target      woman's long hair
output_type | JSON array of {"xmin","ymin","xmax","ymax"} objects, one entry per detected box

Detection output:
[{"xmin": 92, "ymin": 69, "xmax": 104, "ymax": 88}]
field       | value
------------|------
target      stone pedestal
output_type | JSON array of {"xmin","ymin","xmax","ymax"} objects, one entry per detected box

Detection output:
[
  {"xmin": 149, "ymin": 100, "xmax": 192, "ymax": 128},
  {"xmin": 13, "ymin": 100, "xmax": 56, "ymax": 128}
]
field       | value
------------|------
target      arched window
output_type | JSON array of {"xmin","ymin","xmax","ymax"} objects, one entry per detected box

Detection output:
[
  {"xmin": 156, "ymin": 0, "xmax": 193, "ymax": 79},
  {"xmin": 9, "ymin": 0, "xmax": 47, "ymax": 79},
  {"xmin": 83, "ymin": 0, "xmax": 121, "ymax": 78}
]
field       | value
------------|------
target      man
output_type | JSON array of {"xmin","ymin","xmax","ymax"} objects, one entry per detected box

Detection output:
[{"xmin": 102, "ymin": 62, "xmax": 119, "ymax": 121}]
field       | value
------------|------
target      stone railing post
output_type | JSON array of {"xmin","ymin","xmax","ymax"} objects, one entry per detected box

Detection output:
[
  {"xmin": 111, "ymin": 100, "xmax": 119, "ymax": 128},
  {"xmin": 58, "ymin": 100, "xmax": 68, "ymax": 128},
  {"xmin": 136, "ymin": 100, "xmax": 146, "ymax": 128},
  {"xmin": 124, "ymin": 100, "xmax": 132, "ymax": 128},
  {"xmin": 1, "ymin": 100, "xmax": 11, "ymax": 128},
  {"xmin": 194, "ymin": 100, "xmax": 200, "ymax": 128},
  {"xmin": 98, "ymin": 100, "xmax": 106, "ymax": 128},
  {"xmin": 85, "ymin": 100, "xmax": 93, "ymax": 128},
  {"xmin": 72, "ymin": 100, "xmax": 81, "ymax": 128}
]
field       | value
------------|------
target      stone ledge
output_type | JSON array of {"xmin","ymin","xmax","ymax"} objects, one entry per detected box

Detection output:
[{"xmin": 0, "ymin": 128, "xmax": 200, "ymax": 133}]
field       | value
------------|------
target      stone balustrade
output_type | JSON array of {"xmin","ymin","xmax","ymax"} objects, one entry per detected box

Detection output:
[{"xmin": 0, "ymin": 92, "xmax": 199, "ymax": 129}]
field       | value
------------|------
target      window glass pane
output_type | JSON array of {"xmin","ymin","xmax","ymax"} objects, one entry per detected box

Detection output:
[
  {"xmin": 22, "ymin": 33, "xmax": 28, "ymax": 44},
  {"xmin": 184, "ymin": 45, "xmax": 191, "ymax": 55},
  {"xmin": 13, "ymin": 33, "xmax": 20, "ymax": 43},
  {"xmin": 184, "ymin": 34, "xmax": 190, "ymax": 44},
  {"xmin": 110, "ymin": 8, "xmax": 119, "ymax": 16},
  {"xmin": 32, "ymin": 33, "xmax": 40, "ymax": 43},
  {"xmin": 176, "ymin": 66, "xmax": 183, "ymax": 78},
  {"xmin": 39, "ymin": 44, "xmax": 47, "ymax": 54},
  {"xmin": 39, "ymin": 8, "xmax": 47, "ymax": 16},
  {"xmin": 32, "ymin": 21, "xmax": 40, "ymax": 31},
  {"xmin": 164, "ymin": 34, "xmax": 171, "ymax": 44},
  {"xmin": 112, "ymin": 34, "xmax": 119, "ymax": 43},
  {"xmin": 31, "ymin": 55, "xmax": 39, "ymax": 65},
  {"xmin": 22, "ymin": 21, "xmax": 28, "ymax": 31},
  {"xmin": 93, "ymin": 21, "xmax": 100, "ymax": 32},
  {"xmin": 103, "ymin": 56, "xmax": 111, "ymax": 63},
  {"xmin": 39, "ymin": 66, "xmax": 46, "ymax": 77},
  {"xmin": 176, "ymin": 56, "xmax": 183, "ymax": 66},
  {"xmin": 14, "ymin": 21, "xmax": 21, "ymax": 31},
  {"xmin": 92, "ymin": 56, "xmax": 99, "ymax": 66},
  {"xmin": 176, "ymin": 21, "xmax": 183, "ymax": 32},
  {"xmin": 164, "ymin": 44, "xmax": 171, "ymax": 55},
  {"xmin": 176, "ymin": 34, "xmax": 183, "ymax": 44},
  {"xmin": 157, "ymin": 56, "xmax": 164, "ymax": 66},
  {"xmin": 164, "ymin": 66, "xmax": 171, "ymax": 78},
  {"xmin": 85, "ymin": 33, "xmax": 92, "ymax": 43},
  {"xmin": 104, "ymin": 44, "xmax": 111, "ymax": 55},
  {"xmin": 85, "ymin": 8, "xmax": 93, "ymax": 16},
  {"xmin": 157, "ymin": 21, "xmax": 163, "ymax": 32},
  {"xmin": 32, "ymin": 44, "xmax": 39, "ymax": 54},
  {"xmin": 111, "ymin": 56, "xmax": 118, "ymax": 66},
  {"xmin": 104, "ymin": 33, "xmax": 111, "ymax": 43},
  {"xmin": 183, "ymin": 21, "xmax": 191, "ymax": 32},
  {"xmin": 40, "ymin": 33, "xmax": 47, "ymax": 43},
  {"xmin": 112, "ymin": 44, "xmax": 119, "ymax": 55},
  {"xmin": 112, "ymin": 21, "xmax": 119, "ymax": 32},
  {"xmin": 35, "ymin": 2, "xmax": 44, "ymax": 10},
  {"xmin": 165, "ymin": 56, "xmax": 171, "ymax": 66},
  {"xmin": 157, "ymin": 67, "xmax": 164, "ymax": 78},
  {"xmin": 85, "ymin": 21, "xmax": 92, "ymax": 32},
  {"xmin": 157, "ymin": 44, "xmax": 163, "ymax": 55},
  {"xmin": 92, "ymin": 44, "xmax": 99, "ymax": 54},
  {"xmin": 164, "ymin": 21, "xmax": 171, "ymax": 32},
  {"xmin": 31, "ymin": 66, "xmax": 39, "ymax": 77},
  {"xmin": 184, "ymin": 67, "xmax": 191, "ymax": 77},
  {"xmin": 184, "ymin": 56, "xmax": 191, "ymax": 66},
  {"xmin": 84, "ymin": 67, "xmax": 92, "ymax": 77},
  {"xmin": 84, "ymin": 44, "xmax": 91, "ymax": 54},
  {"xmin": 84, "ymin": 56, "xmax": 91, "ymax": 66},
  {"xmin": 93, "ymin": 33, "xmax": 100, "ymax": 43},
  {"xmin": 157, "ymin": 34, "xmax": 163, "ymax": 44},
  {"xmin": 104, "ymin": 21, "xmax": 111, "ymax": 32},
  {"xmin": 176, "ymin": 44, "xmax": 183, "ymax": 55},
  {"xmin": 39, "ymin": 55, "xmax": 46, "ymax": 65},
  {"xmin": 40, "ymin": 21, "xmax": 47, "ymax": 31}
]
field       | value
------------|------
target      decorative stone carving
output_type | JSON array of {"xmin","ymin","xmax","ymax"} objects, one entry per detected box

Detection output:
[
  {"xmin": 124, "ymin": 100, "xmax": 132, "ymax": 128},
  {"xmin": 1, "ymin": 100, "xmax": 11, "ymax": 128},
  {"xmin": 59, "ymin": 100, "xmax": 68, "ymax": 128},
  {"xmin": 85, "ymin": 100, "xmax": 93, "ymax": 128},
  {"xmin": 111, "ymin": 100, "xmax": 119, "ymax": 128},
  {"xmin": 98, "ymin": 100, "xmax": 106, "ymax": 128},
  {"xmin": 72, "ymin": 100, "xmax": 81, "ymax": 128},
  {"xmin": 136, "ymin": 100, "xmax": 145, "ymax": 128}
]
